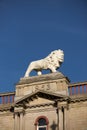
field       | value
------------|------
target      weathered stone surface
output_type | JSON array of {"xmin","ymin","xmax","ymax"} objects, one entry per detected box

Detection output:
[
  {"xmin": 18, "ymin": 72, "xmax": 69, "ymax": 84},
  {"xmin": 15, "ymin": 72, "xmax": 69, "ymax": 99},
  {"xmin": 0, "ymin": 72, "xmax": 87, "ymax": 130},
  {"xmin": 0, "ymin": 111, "xmax": 14, "ymax": 130}
]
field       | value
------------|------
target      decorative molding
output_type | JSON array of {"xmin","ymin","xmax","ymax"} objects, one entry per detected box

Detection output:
[
  {"xmin": 0, "ymin": 103, "xmax": 14, "ymax": 112},
  {"xmin": 34, "ymin": 115, "xmax": 49, "ymax": 125},
  {"xmin": 17, "ymin": 72, "xmax": 69, "ymax": 85},
  {"xmin": 26, "ymin": 102, "xmax": 54, "ymax": 109},
  {"xmin": 25, "ymin": 107, "xmax": 56, "ymax": 114},
  {"xmin": 69, "ymin": 94, "xmax": 87, "ymax": 103},
  {"xmin": 15, "ymin": 90, "xmax": 68, "ymax": 105},
  {"xmin": 69, "ymin": 81, "xmax": 87, "ymax": 87}
]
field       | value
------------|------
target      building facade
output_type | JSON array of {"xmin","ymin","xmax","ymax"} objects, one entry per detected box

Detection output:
[{"xmin": 0, "ymin": 72, "xmax": 87, "ymax": 130}]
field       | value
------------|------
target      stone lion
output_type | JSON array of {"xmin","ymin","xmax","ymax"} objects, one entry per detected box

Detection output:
[{"xmin": 24, "ymin": 49, "xmax": 64, "ymax": 77}]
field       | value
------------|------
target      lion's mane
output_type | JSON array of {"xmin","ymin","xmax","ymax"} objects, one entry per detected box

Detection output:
[{"xmin": 44, "ymin": 50, "xmax": 64, "ymax": 69}]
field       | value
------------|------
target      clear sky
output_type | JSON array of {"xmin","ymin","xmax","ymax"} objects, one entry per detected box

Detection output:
[{"xmin": 0, "ymin": 0, "xmax": 87, "ymax": 93}]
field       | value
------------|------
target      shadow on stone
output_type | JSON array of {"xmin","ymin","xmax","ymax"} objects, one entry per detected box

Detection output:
[{"xmin": 50, "ymin": 121, "xmax": 57, "ymax": 130}]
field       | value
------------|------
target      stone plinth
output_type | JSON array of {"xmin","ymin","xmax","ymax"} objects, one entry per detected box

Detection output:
[{"xmin": 15, "ymin": 72, "xmax": 70, "ymax": 100}]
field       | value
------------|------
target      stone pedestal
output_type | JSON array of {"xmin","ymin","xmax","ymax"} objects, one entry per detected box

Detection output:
[{"xmin": 15, "ymin": 72, "xmax": 70, "ymax": 100}]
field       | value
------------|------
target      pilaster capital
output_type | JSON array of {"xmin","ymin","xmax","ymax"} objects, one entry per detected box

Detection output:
[
  {"xmin": 14, "ymin": 107, "xmax": 25, "ymax": 115},
  {"xmin": 57, "ymin": 101, "xmax": 68, "ymax": 110}
]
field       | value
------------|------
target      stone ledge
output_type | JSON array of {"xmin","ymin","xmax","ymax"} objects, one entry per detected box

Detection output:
[
  {"xmin": 69, "ymin": 94, "xmax": 87, "ymax": 103},
  {"xmin": 0, "ymin": 103, "xmax": 14, "ymax": 111},
  {"xmin": 17, "ymin": 72, "xmax": 70, "ymax": 85}
]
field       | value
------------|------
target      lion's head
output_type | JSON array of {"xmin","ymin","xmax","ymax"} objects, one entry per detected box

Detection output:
[
  {"xmin": 55, "ymin": 49, "xmax": 64, "ymax": 62},
  {"xmin": 45, "ymin": 49, "xmax": 64, "ymax": 68}
]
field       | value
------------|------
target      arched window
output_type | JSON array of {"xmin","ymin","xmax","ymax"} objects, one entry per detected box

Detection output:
[{"xmin": 35, "ymin": 116, "xmax": 49, "ymax": 130}]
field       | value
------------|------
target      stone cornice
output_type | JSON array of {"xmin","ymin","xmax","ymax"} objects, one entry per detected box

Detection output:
[
  {"xmin": 69, "ymin": 81, "xmax": 87, "ymax": 87},
  {"xmin": 25, "ymin": 102, "xmax": 54, "ymax": 109},
  {"xmin": 0, "ymin": 91, "xmax": 15, "ymax": 96},
  {"xmin": 25, "ymin": 107, "xmax": 56, "ymax": 113},
  {"xmin": 17, "ymin": 72, "xmax": 70, "ymax": 85},
  {"xmin": 15, "ymin": 90, "xmax": 68, "ymax": 105},
  {"xmin": 0, "ymin": 103, "xmax": 14, "ymax": 112},
  {"xmin": 69, "ymin": 94, "xmax": 87, "ymax": 103}
]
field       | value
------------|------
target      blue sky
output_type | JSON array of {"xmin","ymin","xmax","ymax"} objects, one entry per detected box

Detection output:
[{"xmin": 0, "ymin": 0, "xmax": 87, "ymax": 93}]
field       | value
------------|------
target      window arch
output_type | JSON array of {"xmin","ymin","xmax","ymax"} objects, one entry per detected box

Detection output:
[{"xmin": 35, "ymin": 116, "xmax": 49, "ymax": 130}]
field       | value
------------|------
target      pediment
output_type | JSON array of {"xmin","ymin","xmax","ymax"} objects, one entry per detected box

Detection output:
[
  {"xmin": 15, "ymin": 90, "xmax": 68, "ymax": 107},
  {"xmin": 27, "ymin": 97, "xmax": 54, "ymax": 107}
]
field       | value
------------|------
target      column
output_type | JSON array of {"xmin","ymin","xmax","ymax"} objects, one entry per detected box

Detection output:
[
  {"xmin": 56, "ymin": 108, "xmax": 59, "ymax": 130},
  {"xmin": 64, "ymin": 107, "xmax": 69, "ymax": 130},
  {"xmin": 14, "ymin": 113, "xmax": 18, "ymax": 130},
  {"xmin": 57, "ymin": 101, "xmax": 68, "ymax": 130},
  {"xmin": 59, "ymin": 108, "xmax": 63, "ymax": 130},
  {"xmin": 20, "ymin": 112, "xmax": 24, "ymax": 130}
]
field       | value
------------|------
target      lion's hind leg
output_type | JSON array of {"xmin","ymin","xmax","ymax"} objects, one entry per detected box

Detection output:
[{"xmin": 24, "ymin": 62, "xmax": 34, "ymax": 77}]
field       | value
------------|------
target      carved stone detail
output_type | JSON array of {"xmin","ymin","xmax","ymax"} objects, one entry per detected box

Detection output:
[{"xmin": 24, "ymin": 49, "xmax": 64, "ymax": 77}]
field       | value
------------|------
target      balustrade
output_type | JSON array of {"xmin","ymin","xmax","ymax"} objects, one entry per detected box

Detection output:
[
  {"xmin": 68, "ymin": 82, "xmax": 87, "ymax": 95},
  {"xmin": 0, "ymin": 92, "xmax": 15, "ymax": 104}
]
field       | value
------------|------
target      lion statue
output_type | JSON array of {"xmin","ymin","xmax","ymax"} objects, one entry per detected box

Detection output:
[{"xmin": 24, "ymin": 49, "xmax": 64, "ymax": 77}]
